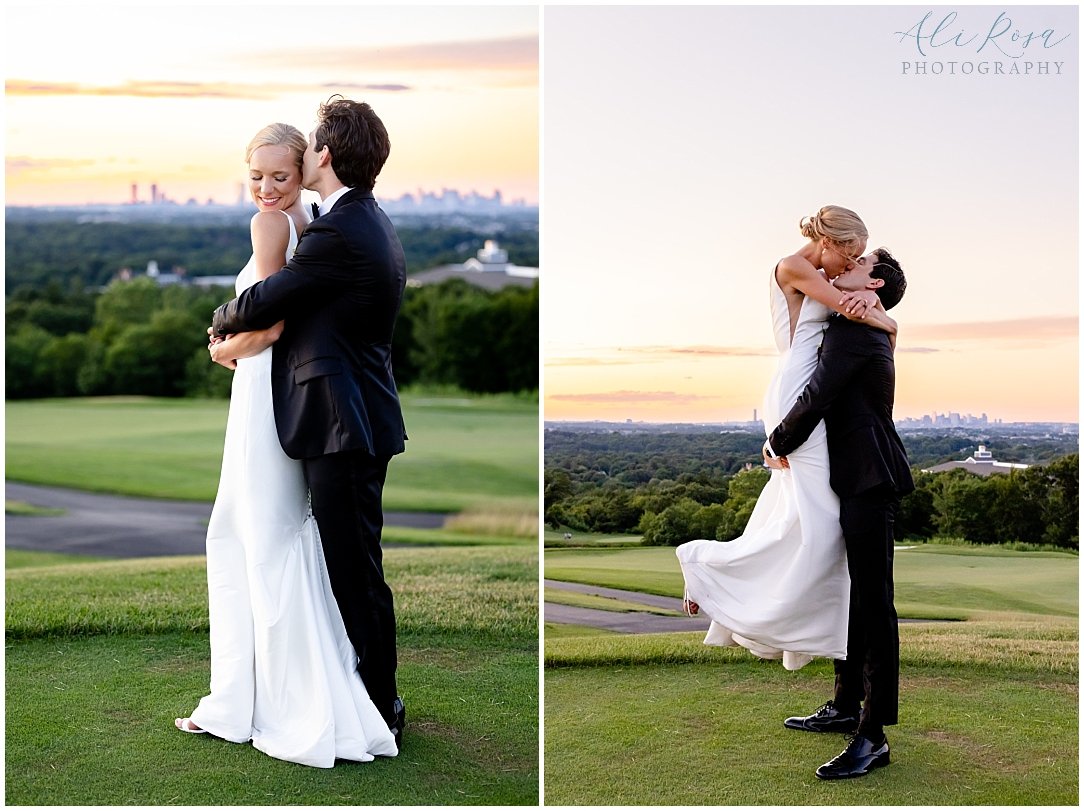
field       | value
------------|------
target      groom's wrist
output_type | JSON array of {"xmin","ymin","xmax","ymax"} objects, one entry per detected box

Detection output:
[{"xmin": 212, "ymin": 304, "xmax": 230, "ymax": 336}]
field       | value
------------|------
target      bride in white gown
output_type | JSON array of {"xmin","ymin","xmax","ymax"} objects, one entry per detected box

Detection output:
[
  {"xmin": 676, "ymin": 206, "xmax": 896, "ymax": 670},
  {"xmin": 174, "ymin": 123, "xmax": 397, "ymax": 766}
]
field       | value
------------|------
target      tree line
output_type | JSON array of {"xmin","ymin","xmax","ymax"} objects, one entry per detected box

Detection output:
[
  {"xmin": 5, "ymin": 219, "xmax": 539, "ymax": 290},
  {"xmin": 6, "ymin": 275, "xmax": 537, "ymax": 399},
  {"xmin": 545, "ymin": 431, "xmax": 1078, "ymax": 550}
]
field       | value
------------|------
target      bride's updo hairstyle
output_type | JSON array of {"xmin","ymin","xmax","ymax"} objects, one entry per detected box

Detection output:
[
  {"xmin": 245, "ymin": 123, "xmax": 307, "ymax": 170},
  {"xmin": 799, "ymin": 205, "xmax": 868, "ymax": 246}
]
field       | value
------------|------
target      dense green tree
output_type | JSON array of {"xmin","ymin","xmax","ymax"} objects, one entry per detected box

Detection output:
[
  {"xmin": 5, "ymin": 323, "xmax": 54, "ymax": 398},
  {"xmin": 6, "ymin": 212, "xmax": 538, "ymax": 399},
  {"xmin": 184, "ymin": 347, "xmax": 235, "ymax": 399},
  {"xmin": 1025, "ymin": 455, "xmax": 1079, "ymax": 548},
  {"xmin": 37, "ymin": 334, "xmax": 91, "ymax": 397},
  {"xmin": 897, "ymin": 471, "xmax": 937, "ymax": 539},
  {"xmin": 399, "ymin": 278, "xmax": 538, "ymax": 394},
  {"xmin": 93, "ymin": 277, "xmax": 164, "ymax": 345},
  {"xmin": 74, "ymin": 336, "xmax": 111, "ymax": 396},
  {"xmin": 715, "ymin": 467, "xmax": 770, "ymax": 540},
  {"xmin": 6, "ymin": 281, "xmax": 95, "ymax": 336},
  {"xmin": 545, "ymin": 431, "xmax": 1077, "ymax": 551},
  {"xmin": 103, "ymin": 308, "xmax": 205, "ymax": 396},
  {"xmin": 544, "ymin": 469, "xmax": 574, "ymax": 529},
  {"xmin": 490, "ymin": 284, "xmax": 538, "ymax": 392},
  {"xmin": 641, "ymin": 498, "xmax": 702, "ymax": 546}
]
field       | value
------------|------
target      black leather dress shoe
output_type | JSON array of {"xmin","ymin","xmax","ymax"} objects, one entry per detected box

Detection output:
[
  {"xmin": 783, "ymin": 700, "xmax": 859, "ymax": 733},
  {"xmin": 815, "ymin": 734, "xmax": 890, "ymax": 780},
  {"xmin": 389, "ymin": 696, "xmax": 406, "ymax": 749}
]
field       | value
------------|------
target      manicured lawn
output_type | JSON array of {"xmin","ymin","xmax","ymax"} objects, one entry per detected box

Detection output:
[
  {"xmin": 545, "ymin": 647, "xmax": 1077, "ymax": 805},
  {"xmin": 5, "ymin": 392, "xmax": 538, "ymax": 513},
  {"xmin": 543, "ymin": 587, "xmax": 681, "ymax": 616},
  {"xmin": 543, "ymin": 543, "xmax": 1078, "ymax": 805},
  {"xmin": 543, "ymin": 527, "xmax": 643, "ymax": 548},
  {"xmin": 7, "ymin": 543, "xmax": 539, "ymax": 805},
  {"xmin": 544, "ymin": 544, "xmax": 1078, "ymax": 621}
]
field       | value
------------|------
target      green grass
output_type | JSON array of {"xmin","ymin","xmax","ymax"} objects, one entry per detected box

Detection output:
[
  {"xmin": 5, "ymin": 500, "xmax": 65, "ymax": 517},
  {"xmin": 5, "ymin": 393, "xmax": 538, "ymax": 513},
  {"xmin": 7, "ymin": 543, "xmax": 539, "ymax": 805},
  {"xmin": 543, "ymin": 527, "xmax": 643, "ymax": 548},
  {"xmin": 5, "ymin": 549, "xmax": 107, "ymax": 569},
  {"xmin": 545, "ymin": 653, "xmax": 1077, "ymax": 805},
  {"xmin": 544, "ymin": 544, "xmax": 1078, "ymax": 621},
  {"xmin": 543, "ymin": 587, "xmax": 681, "ymax": 616},
  {"xmin": 544, "ymin": 543, "xmax": 1078, "ymax": 804},
  {"xmin": 543, "ymin": 623, "xmax": 617, "ymax": 639}
]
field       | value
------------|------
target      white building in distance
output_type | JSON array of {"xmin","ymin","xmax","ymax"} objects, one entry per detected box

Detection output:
[
  {"xmin": 921, "ymin": 445, "xmax": 1030, "ymax": 477},
  {"xmin": 407, "ymin": 240, "xmax": 538, "ymax": 291}
]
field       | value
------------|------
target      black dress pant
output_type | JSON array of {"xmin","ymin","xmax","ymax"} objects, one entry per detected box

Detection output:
[
  {"xmin": 303, "ymin": 450, "xmax": 398, "ymax": 725},
  {"xmin": 833, "ymin": 486, "xmax": 900, "ymax": 727}
]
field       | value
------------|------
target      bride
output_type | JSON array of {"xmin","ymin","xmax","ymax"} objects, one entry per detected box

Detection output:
[
  {"xmin": 676, "ymin": 205, "xmax": 896, "ymax": 670},
  {"xmin": 174, "ymin": 123, "xmax": 397, "ymax": 766}
]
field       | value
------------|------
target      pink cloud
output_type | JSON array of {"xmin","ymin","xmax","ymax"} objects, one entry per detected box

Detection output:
[
  {"xmin": 4, "ymin": 79, "xmax": 412, "ymax": 100},
  {"xmin": 548, "ymin": 390, "xmax": 713, "ymax": 404},
  {"xmin": 906, "ymin": 316, "xmax": 1076, "ymax": 342}
]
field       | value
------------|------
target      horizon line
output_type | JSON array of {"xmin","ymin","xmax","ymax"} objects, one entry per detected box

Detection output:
[{"xmin": 543, "ymin": 418, "xmax": 1080, "ymax": 427}]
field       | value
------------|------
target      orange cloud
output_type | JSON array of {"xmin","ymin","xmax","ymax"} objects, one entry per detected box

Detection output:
[
  {"xmin": 546, "ymin": 344, "xmax": 775, "ymax": 367},
  {"xmin": 628, "ymin": 344, "xmax": 776, "ymax": 357},
  {"xmin": 4, "ymin": 79, "xmax": 411, "ymax": 100}
]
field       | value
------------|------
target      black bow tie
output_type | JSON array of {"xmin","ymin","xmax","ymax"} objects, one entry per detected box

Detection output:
[{"xmin": 310, "ymin": 202, "xmax": 321, "ymax": 219}]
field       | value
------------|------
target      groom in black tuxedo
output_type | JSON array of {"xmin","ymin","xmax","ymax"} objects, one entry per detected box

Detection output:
[
  {"xmin": 212, "ymin": 97, "xmax": 407, "ymax": 745},
  {"xmin": 763, "ymin": 248, "xmax": 912, "ymax": 780}
]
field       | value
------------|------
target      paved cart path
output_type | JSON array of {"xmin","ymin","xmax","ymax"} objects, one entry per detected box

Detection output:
[{"xmin": 6, "ymin": 481, "xmax": 446, "ymax": 559}]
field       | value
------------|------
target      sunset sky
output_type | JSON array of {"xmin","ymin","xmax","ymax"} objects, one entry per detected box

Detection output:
[
  {"xmin": 543, "ymin": 5, "xmax": 1078, "ymax": 424},
  {"xmin": 5, "ymin": 4, "xmax": 538, "ymax": 206}
]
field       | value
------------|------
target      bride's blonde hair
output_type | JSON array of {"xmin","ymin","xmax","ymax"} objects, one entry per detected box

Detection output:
[
  {"xmin": 245, "ymin": 123, "xmax": 307, "ymax": 169},
  {"xmin": 799, "ymin": 205, "xmax": 868, "ymax": 246}
]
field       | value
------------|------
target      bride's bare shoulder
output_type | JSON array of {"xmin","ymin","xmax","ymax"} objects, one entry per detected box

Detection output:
[{"xmin": 774, "ymin": 253, "xmax": 814, "ymax": 293}]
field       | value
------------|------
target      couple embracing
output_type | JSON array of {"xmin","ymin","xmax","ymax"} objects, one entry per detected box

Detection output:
[
  {"xmin": 174, "ymin": 97, "xmax": 407, "ymax": 768},
  {"xmin": 677, "ymin": 205, "xmax": 914, "ymax": 780}
]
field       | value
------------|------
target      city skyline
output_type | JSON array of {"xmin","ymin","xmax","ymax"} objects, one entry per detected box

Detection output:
[
  {"xmin": 543, "ymin": 5, "xmax": 1078, "ymax": 425},
  {"xmin": 5, "ymin": 5, "xmax": 538, "ymax": 207},
  {"xmin": 545, "ymin": 409, "xmax": 1075, "ymax": 429},
  {"xmin": 32, "ymin": 182, "xmax": 535, "ymax": 210}
]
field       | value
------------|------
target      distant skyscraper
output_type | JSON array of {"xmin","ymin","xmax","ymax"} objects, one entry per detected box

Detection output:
[
  {"xmin": 151, "ymin": 183, "xmax": 159, "ymax": 204},
  {"xmin": 130, "ymin": 183, "xmax": 138, "ymax": 204}
]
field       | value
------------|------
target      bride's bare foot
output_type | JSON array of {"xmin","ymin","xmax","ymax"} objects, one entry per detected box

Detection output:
[
  {"xmin": 683, "ymin": 599, "xmax": 699, "ymax": 616},
  {"xmin": 175, "ymin": 717, "xmax": 206, "ymax": 734}
]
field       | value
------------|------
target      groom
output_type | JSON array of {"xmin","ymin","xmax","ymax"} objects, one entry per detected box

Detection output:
[
  {"xmin": 211, "ymin": 97, "xmax": 408, "ymax": 745},
  {"xmin": 763, "ymin": 248, "xmax": 912, "ymax": 780}
]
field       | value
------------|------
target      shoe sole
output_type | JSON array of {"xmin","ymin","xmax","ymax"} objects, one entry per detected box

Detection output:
[
  {"xmin": 783, "ymin": 720, "xmax": 859, "ymax": 734},
  {"xmin": 815, "ymin": 753, "xmax": 890, "ymax": 780}
]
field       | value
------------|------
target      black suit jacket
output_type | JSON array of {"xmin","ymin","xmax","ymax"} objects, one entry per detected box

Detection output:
[
  {"xmin": 768, "ymin": 316, "xmax": 914, "ymax": 499},
  {"xmin": 212, "ymin": 189, "xmax": 407, "ymax": 460}
]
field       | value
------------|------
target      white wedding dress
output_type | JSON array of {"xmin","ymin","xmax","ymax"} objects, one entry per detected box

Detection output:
[
  {"xmin": 188, "ymin": 210, "xmax": 397, "ymax": 766},
  {"xmin": 675, "ymin": 269, "xmax": 850, "ymax": 670}
]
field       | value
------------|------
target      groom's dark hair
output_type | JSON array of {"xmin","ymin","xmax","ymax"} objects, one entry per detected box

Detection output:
[
  {"xmin": 870, "ymin": 248, "xmax": 906, "ymax": 310},
  {"xmin": 314, "ymin": 96, "xmax": 390, "ymax": 192}
]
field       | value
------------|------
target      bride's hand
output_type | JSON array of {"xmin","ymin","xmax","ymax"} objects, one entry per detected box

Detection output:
[
  {"xmin": 839, "ymin": 290, "xmax": 879, "ymax": 319},
  {"xmin": 209, "ymin": 337, "xmax": 237, "ymax": 370},
  {"xmin": 762, "ymin": 444, "xmax": 789, "ymax": 470}
]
